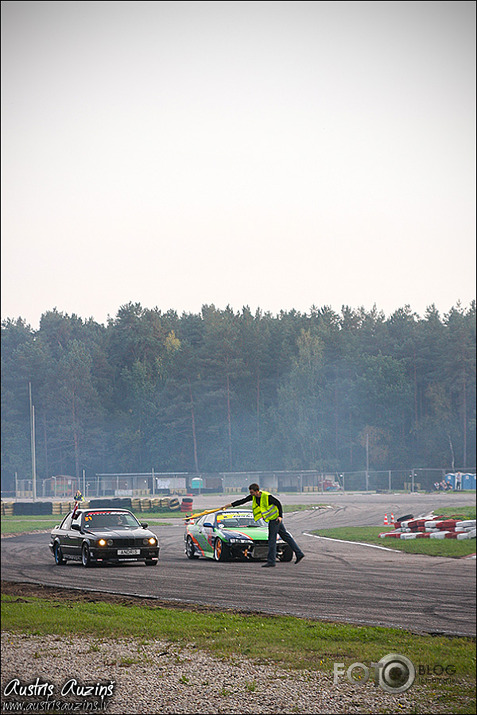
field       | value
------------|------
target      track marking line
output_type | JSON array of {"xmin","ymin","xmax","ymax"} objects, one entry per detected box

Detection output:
[{"xmin": 303, "ymin": 532, "xmax": 405, "ymax": 552}]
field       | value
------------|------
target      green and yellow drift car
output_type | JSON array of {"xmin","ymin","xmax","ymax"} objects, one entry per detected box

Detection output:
[{"xmin": 184, "ymin": 508, "xmax": 294, "ymax": 562}]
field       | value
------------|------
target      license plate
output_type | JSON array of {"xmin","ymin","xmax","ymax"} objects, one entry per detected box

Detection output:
[{"xmin": 117, "ymin": 548, "xmax": 140, "ymax": 556}]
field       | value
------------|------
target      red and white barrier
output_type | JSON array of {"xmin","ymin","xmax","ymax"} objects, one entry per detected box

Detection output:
[{"xmin": 380, "ymin": 513, "xmax": 475, "ymax": 542}]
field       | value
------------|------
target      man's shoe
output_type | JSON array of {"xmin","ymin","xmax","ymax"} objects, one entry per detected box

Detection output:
[
  {"xmin": 295, "ymin": 554, "xmax": 305, "ymax": 564},
  {"xmin": 262, "ymin": 563, "xmax": 275, "ymax": 567}
]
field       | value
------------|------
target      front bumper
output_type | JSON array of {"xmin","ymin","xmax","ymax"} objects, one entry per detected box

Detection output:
[
  {"xmin": 90, "ymin": 547, "xmax": 159, "ymax": 563},
  {"xmin": 227, "ymin": 541, "xmax": 289, "ymax": 560}
]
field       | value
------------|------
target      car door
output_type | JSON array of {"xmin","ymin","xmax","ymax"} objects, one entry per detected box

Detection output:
[
  {"xmin": 202, "ymin": 515, "xmax": 219, "ymax": 554},
  {"xmin": 68, "ymin": 512, "xmax": 85, "ymax": 558},
  {"xmin": 195, "ymin": 515, "xmax": 214, "ymax": 556},
  {"xmin": 57, "ymin": 514, "xmax": 75, "ymax": 558}
]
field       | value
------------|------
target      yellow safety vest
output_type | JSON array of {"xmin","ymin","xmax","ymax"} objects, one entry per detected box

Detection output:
[{"xmin": 252, "ymin": 490, "xmax": 279, "ymax": 522}]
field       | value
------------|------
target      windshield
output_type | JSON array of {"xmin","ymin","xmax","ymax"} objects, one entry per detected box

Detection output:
[
  {"xmin": 217, "ymin": 512, "xmax": 265, "ymax": 528},
  {"xmin": 83, "ymin": 511, "xmax": 140, "ymax": 530}
]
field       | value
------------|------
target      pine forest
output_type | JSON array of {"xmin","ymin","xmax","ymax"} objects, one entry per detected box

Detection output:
[{"xmin": 1, "ymin": 301, "xmax": 475, "ymax": 492}]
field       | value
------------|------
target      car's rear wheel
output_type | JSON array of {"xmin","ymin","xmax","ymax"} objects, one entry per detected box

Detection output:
[
  {"xmin": 54, "ymin": 542, "xmax": 66, "ymax": 565},
  {"xmin": 278, "ymin": 546, "xmax": 293, "ymax": 562},
  {"xmin": 145, "ymin": 559, "xmax": 158, "ymax": 566},
  {"xmin": 213, "ymin": 538, "xmax": 230, "ymax": 562},
  {"xmin": 81, "ymin": 543, "xmax": 92, "ymax": 568},
  {"xmin": 186, "ymin": 536, "xmax": 199, "ymax": 559}
]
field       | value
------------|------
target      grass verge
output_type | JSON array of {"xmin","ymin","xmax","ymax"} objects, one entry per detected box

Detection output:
[
  {"xmin": 0, "ymin": 511, "xmax": 185, "ymax": 534},
  {"xmin": 1, "ymin": 590, "xmax": 476, "ymax": 714},
  {"xmin": 1, "ymin": 504, "xmax": 330, "ymax": 534},
  {"xmin": 313, "ymin": 526, "xmax": 476, "ymax": 557}
]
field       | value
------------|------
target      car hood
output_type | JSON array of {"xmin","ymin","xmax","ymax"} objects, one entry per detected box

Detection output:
[
  {"xmin": 83, "ymin": 527, "xmax": 154, "ymax": 539},
  {"xmin": 218, "ymin": 526, "xmax": 270, "ymax": 540}
]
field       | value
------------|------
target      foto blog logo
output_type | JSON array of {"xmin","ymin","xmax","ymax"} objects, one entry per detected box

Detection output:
[{"xmin": 333, "ymin": 653, "xmax": 416, "ymax": 693}]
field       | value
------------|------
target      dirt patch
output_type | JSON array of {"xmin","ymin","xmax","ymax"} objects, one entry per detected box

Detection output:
[{"xmin": 0, "ymin": 580, "xmax": 277, "ymax": 618}]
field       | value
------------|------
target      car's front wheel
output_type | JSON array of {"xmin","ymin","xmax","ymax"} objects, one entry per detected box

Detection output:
[
  {"xmin": 185, "ymin": 536, "xmax": 199, "ymax": 559},
  {"xmin": 213, "ymin": 538, "xmax": 230, "ymax": 562},
  {"xmin": 54, "ymin": 542, "xmax": 65, "ymax": 565},
  {"xmin": 81, "ymin": 543, "xmax": 92, "ymax": 568}
]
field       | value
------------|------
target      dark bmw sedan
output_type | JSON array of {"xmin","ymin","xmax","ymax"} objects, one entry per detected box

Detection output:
[{"xmin": 49, "ymin": 508, "xmax": 159, "ymax": 567}]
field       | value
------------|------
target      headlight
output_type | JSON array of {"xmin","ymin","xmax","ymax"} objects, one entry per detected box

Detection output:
[
  {"xmin": 144, "ymin": 537, "xmax": 157, "ymax": 545},
  {"xmin": 97, "ymin": 539, "xmax": 113, "ymax": 547}
]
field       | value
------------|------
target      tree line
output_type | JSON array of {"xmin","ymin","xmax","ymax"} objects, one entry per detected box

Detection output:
[{"xmin": 1, "ymin": 301, "xmax": 475, "ymax": 491}]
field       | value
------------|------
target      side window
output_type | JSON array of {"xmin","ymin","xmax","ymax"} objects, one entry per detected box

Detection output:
[
  {"xmin": 198, "ymin": 515, "xmax": 212, "ymax": 527},
  {"xmin": 60, "ymin": 514, "xmax": 73, "ymax": 531}
]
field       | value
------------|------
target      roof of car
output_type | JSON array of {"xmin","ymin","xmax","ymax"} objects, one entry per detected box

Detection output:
[
  {"xmin": 75, "ymin": 508, "xmax": 132, "ymax": 513},
  {"xmin": 222, "ymin": 508, "xmax": 253, "ymax": 512}
]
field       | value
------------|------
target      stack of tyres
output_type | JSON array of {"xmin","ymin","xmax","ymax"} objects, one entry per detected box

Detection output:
[
  {"xmin": 115, "ymin": 497, "xmax": 132, "ymax": 510},
  {"xmin": 169, "ymin": 497, "xmax": 180, "ymax": 511},
  {"xmin": 87, "ymin": 498, "xmax": 130, "ymax": 510},
  {"xmin": 181, "ymin": 497, "xmax": 193, "ymax": 512},
  {"xmin": 89, "ymin": 498, "xmax": 114, "ymax": 509}
]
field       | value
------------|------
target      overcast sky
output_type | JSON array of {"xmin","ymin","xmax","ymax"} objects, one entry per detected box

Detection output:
[{"xmin": 1, "ymin": 1, "xmax": 475, "ymax": 328}]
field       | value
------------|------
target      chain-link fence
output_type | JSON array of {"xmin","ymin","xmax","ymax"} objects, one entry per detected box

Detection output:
[{"xmin": 4, "ymin": 467, "xmax": 475, "ymax": 500}]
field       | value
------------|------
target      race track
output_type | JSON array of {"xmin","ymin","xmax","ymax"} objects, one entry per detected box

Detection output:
[{"xmin": 2, "ymin": 493, "xmax": 475, "ymax": 637}]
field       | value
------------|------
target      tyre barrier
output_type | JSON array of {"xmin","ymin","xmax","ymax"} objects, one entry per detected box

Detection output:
[
  {"xmin": 12, "ymin": 502, "xmax": 53, "ymax": 516},
  {"xmin": 457, "ymin": 529, "xmax": 476, "ymax": 540},
  {"xmin": 2, "ymin": 494, "xmax": 187, "ymax": 517},
  {"xmin": 381, "ymin": 515, "xmax": 476, "ymax": 540},
  {"xmin": 88, "ymin": 498, "xmax": 133, "ymax": 510}
]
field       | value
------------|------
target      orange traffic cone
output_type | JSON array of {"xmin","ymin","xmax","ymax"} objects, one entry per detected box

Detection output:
[
  {"xmin": 384, "ymin": 513, "xmax": 389, "ymax": 525},
  {"xmin": 391, "ymin": 513, "xmax": 395, "ymax": 523}
]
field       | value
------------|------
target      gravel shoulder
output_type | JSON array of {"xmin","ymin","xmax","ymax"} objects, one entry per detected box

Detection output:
[
  {"xmin": 1, "ymin": 630, "xmax": 435, "ymax": 715},
  {"xmin": 0, "ymin": 582, "xmax": 467, "ymax": 715}
]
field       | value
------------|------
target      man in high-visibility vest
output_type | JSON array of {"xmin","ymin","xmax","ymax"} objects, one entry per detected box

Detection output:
[{"xmin": 222, "ymin": 483, "xmax": 305, "ymax": 567}]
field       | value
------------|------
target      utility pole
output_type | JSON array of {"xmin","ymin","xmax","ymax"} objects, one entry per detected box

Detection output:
[
  {"xmin": 29, "ymin": 382, "xmax": 37, "ymax": 501},
  {"xmin": 365, "ymin": 433, "xmax": 369, "ymax": 491}
]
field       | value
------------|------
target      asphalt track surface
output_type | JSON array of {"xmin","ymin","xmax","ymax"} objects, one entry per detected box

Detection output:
[{"xmin": 2, "ymin": 493, "xmax": 475, "ymax": 637}]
